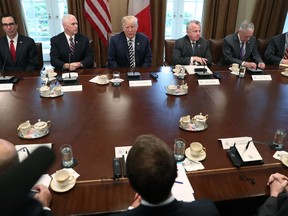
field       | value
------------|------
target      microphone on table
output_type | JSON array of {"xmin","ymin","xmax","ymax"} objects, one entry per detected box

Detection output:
[
  {"xmin": 0, "ymin": 51, "xmax": 14, "ymax": 83},
  {"xmin": 63, "ymin": 52, "xmax": 78, "ymax": 83}
]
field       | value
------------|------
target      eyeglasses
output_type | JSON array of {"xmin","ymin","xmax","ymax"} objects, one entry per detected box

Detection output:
[{"xmin": 2, "ymin": 23, "xmax": 16, "ymax": 27}]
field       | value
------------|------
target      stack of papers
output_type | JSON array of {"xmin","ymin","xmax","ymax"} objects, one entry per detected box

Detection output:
[
  {"xmin": 62, "ymin": 72, "xmax": 78, "ymax": 79},
  {"xmin": 183, "ymin": 65, "xmax": 213, "ymax": 75},
  {"xmin": 172, "ymin": 163, "xmax": 195, "ymax": 202}
]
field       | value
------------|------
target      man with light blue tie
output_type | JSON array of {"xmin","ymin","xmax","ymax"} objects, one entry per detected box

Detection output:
[
  {"xmin": 107, "ymin": 16, "xmax": 152, "ymax": 68},
  {"xmin": 222, "ymin": 20, "xmax": 265, "ymax": 69}
]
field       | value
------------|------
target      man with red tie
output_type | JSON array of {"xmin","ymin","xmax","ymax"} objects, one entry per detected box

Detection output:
[
  {"xmin": 0, "ymin": 14, "xmax": 38, "ymax": 72},
  {"xmin": 264, "ymin": 32, "xmax": 288, "ymax": 65}
]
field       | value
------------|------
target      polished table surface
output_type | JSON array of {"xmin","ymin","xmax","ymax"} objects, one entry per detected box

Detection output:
[{"xmin": 1, "ymin": 65, "xmax": 288, "ymax": 215}]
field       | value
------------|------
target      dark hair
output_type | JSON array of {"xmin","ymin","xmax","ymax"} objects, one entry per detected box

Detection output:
[
  {"xmin": 126, "ymin": 134, "xmax": 177, "ymax": 204},
  {"xmin": 0, "ymin": 13, "xmax": 17, "ymax": 24}
]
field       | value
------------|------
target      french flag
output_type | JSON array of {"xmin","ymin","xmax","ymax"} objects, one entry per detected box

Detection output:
[{"xmin": 128, "ymin": 0, "xmax": 152, "ymax": 40}]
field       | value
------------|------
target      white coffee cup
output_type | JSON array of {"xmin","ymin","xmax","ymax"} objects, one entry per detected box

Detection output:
[
  {"xmin": 231, "ymin": 63, "xmax": 239, "ymax": 72},
  {"xmin": 285, "ymin": 68, "xmax": 288, "ymax": 74},
  {"xmin": 47, "ymin": 68, "xmax": 55, "ymax": 79},
  {"xmin": 17, "ymin": 120, "xmax": 32, "ymax": 136},
  {"xmin": 98, "ymin": 75, "xmax": 108, "ymax": 84},
  {"xmin": 39, "ymin": 86, "xmax": 50, "ymax": 97},
  {"xmin": 54, "ymin": 169, "xmax": 74, "ymax": 188},
  {"xmin": 53, "ymin": 86, "xmax": 62, "ymax": 96},
  {"xmin": 167, "ymin": 84, "xmax": 177, "ymax": 94},
  {"xmin": 190, "ymin": 142, "xmax": 206, "ymax": 157},
  {"xmin": 180, "ymin": 115, "xmax": 191, "ymax": 128}
]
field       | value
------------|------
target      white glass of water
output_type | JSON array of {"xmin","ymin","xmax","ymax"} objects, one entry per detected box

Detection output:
[{"xmin": 60, "ymin": 144, "xmax": 74, "ymax": 168}]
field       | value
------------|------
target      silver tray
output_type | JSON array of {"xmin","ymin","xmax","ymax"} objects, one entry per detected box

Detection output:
[
  {"xmin": 18, "ymin": 129, "xmax": 49, "ymax": 139},
  {"xmin": 40, "ymin": 92, "xmax": 63, "ymax": 98},
  {"xmin": 179, "ymin": 122, "xmax": 208, "ymax": 132},
  {"xmin": 165, "ymin": 86, "xmax": 188, "ymax": 96}
]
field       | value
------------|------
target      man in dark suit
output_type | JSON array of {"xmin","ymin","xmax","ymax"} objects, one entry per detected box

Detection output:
[
  {"xmin": 107, "ymin": 16, "xmax": 152, "ymax": 68},
  {"xmin": 111, "ymin": 134, "xmax": 220, "ymax": 216},
  {"xmin": 50, "ymin": 14, "xmax": 94, "ymax": 71},
  {"xmin": 264, "ymin": 32, "xmax": 288, "ymax": 65},
  {"xmin": 0, "ymin": 14, "xmax": 38, "ymax": 72},
  {"xmin": 257, "ymin": 172, "xmax": 288, "ymax": 216},
  {"xmin": 222, "ymin": 20, "xmax": 265, "ymax": 69},
  {"xmin": 0, "ymin": 139, "xmax": 53, "ymax": 216},
  {"xmin": 172, "ymin": 20, "xmax": 212, "ymax": 66}
]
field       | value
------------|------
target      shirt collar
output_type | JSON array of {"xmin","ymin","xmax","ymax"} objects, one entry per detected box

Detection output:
[
  {"xmin": 6, "ymin": 33, "xmax": 18, "ymax": 43},
  {"xmin": 127, "ymin": 37, "xmax": 135, "ymax": 42},
  {"xmin": 141, "ymin": 194, "xmax": 175, "ymax": 207}
]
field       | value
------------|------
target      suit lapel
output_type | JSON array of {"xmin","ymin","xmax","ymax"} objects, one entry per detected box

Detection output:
[{"xmin": 184, "ymin": 36, "xmax": 193, "ymax": 56}]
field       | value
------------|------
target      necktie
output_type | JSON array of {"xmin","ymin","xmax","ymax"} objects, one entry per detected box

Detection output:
[
  {"xmin": 69, "ymin": 37, "xmax": 75, "ymax": 55},
  {"xmin": 284, "ymin": 47, "xmax": 288, "ymax": 59},
  {"xmin": 191, "ymin": 42, "xmax": 196, "ymax": 55},
  {"xmin": 128, "ymin": 39, "xmax": 135, "ymax": 68},
  {"xmin": 10, "ymin": 40, "xmax": 16, "ymax": 62},
  {"xmin": 240, "ymin": 42, "xmax": 245, "ymax": 60}
]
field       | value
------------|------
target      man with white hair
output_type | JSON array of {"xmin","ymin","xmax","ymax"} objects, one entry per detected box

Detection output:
[
  {"xmin": 222, "ymin": 20, "xmax": 265, "ymax": 69},
  {"xmin": 50, "ymin": 14, "xmax": 94, "ymax": 71}
]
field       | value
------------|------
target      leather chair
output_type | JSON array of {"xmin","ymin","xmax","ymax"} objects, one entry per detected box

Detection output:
[
  {"xmin": 257, "ymin": 38, "xmax": 269, "ymax": 60},
  {"xmin": 209, "ymin": 39, "xmax": 223, "ymax": 65},
  {"xmin": 35, "ymin": 42, "xmax": 43, "ymax": 70},
  {"xmin": 164, "ymin": 39, "xmax": 176, "ymax": 66}
]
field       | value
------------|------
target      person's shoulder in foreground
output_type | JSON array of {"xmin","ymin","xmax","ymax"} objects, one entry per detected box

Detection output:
[{"xmin": 109, "ymin": 134, "xmax": 219, "ymax": 216}]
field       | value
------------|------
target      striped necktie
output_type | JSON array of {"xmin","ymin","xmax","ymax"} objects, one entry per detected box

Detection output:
[
  {"xmin": 10, "ymin": 40, "xmax": 16, "ymax": 62},
  {"xmin": 128, "ymin": 39, "xmax": 135, "ymax": 68},
  {"xmin": 284, "ymin": 47, "xmax": 288, "ymax": 59},
  {"xmin": 69, "ymin": 37, "xmax": 75, "ymax": 55},
  {"xmin": 191, "ymin": 41, "xmax": 196, "ymax": 55}
]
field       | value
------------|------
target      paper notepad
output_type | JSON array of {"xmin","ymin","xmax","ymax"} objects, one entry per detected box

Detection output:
[{"xmin": 235, "ymin": 141, "xmax": 263, "ymax": 162}]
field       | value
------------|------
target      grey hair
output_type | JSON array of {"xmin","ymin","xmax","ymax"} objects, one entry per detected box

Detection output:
[
  {"xmin": 239, "ymin": 20, "xmax": 254, "ymax": 31},
  {"xmin": 186, "ymin": 20, "xmax": 201, "ymax": 32}
]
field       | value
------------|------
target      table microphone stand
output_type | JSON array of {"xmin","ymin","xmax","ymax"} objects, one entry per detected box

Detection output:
[
  {"xmin": 63, "ymin": 53, "xmax": 78, "ymax": 83},
  {"xmin": 127, "ymin": 67, "xmax": 140, "ymax": 77}
]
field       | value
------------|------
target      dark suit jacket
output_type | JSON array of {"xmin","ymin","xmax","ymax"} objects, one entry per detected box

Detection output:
[
  {"xmin": 107, "ymin": 32, "xmax": 152, "ymax": 68},
  {"xmin": 110, "ymin": 199, "xmax": 220, "ymax": 216},
  {"xmin": 257, "ymin": 193, "xmax": 288, "ymax": 216},
  {"xmin": 50, "ymin": 32, "xmax": 94, "ymax": 70},
  {"xmin": 0, "ymin": 35, "xmax": 38, "ymax": 72},
  {"xmin": 264, "ymin": 33, "xmax": 287, "ymax": 65},
  {"xmin": 172, "ymin": 35, "xmax": 212, "ymax": 66},
  {"xmin": 222, "ymin": 33, "xmax": 263, "ymax": 65}
]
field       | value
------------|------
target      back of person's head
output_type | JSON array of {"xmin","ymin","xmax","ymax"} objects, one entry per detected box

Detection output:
[
  {"xmin": 126, "ymin": 134, "xmax": 177, "ymax": 204},
  {"xmin": 239, "ymin": 20, "xmax": 254, "ymax": 31},
  {"xmin": 0, "ymin": 139, "xmax": 19, "ymax": 174}
]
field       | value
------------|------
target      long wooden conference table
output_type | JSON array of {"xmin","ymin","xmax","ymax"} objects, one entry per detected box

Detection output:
[{"xmin": 1, "ymin": 65, "xmax": 288, "ymax": 216}]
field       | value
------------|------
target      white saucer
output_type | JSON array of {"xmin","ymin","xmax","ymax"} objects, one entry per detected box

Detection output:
[
  {"xmin": 50, "ymin": 177, "xmax": 76, "ymax": 193},
  {"xmin": 95, "ymin": 76, "xmax": 109, "ymax": 85},
  {"xmin": 281, "ymin": 71, "xmax": 288, "ymax": 77},
  {"xmin": 185, "ymin": 148, "xmax": 206, "ymax": 161}
]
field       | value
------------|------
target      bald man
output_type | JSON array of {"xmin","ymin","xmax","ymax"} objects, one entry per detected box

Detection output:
[{"xmin": 0, "ymin": 139, "xmax": 53, "ymax": 215}]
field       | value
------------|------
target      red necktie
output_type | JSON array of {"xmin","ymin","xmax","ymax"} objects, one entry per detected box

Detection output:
[
  {"xmin": 10, "ymin": 40, "xmax": 16, "ymax": 62},
  {"xmin": 284, "ymin": 47, "xmax": 288, "ymax": 59}
]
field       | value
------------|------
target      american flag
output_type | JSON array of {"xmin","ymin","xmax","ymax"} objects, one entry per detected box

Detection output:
[{"xmin": 84, "ymin": 0, "xmax": 112, "ymax": 46}]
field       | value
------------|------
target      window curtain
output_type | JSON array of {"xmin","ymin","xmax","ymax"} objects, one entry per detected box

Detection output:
[
  {"xmin": 252, "ymin": 0, "xmax": 288, "ymax": 39},
  {"xmin": 202, "ymin": 0, "xmax": 239, "ymax": 39},
  {"xmin": 68, "ymin": 0, "xmax": 166, "ymax": 67},
  {"xmin": 150, "ymin": 0, "xmax": 167, "ymax": 66},
  {"xmin": 0, "ymin": 0, "xmax": 27, "ymax": 37}
]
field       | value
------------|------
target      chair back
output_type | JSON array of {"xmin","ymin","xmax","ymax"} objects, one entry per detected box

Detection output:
[
  {"xmin": 257, "ymin": 38, "xmax": 269, "ymax": 60},
  {"xmin": 209, "ymin": 39, "xmax": 223, "ymax": 65},
  {"xmin": 164, "ymin": 39, "xmax": 176, "ymax": 66},
  {"xmin": 35, "ymin": 42, "xmax": 43, "ymax": 70}
]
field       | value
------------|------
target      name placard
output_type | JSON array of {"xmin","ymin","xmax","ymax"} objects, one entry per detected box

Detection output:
[
  {"xmin": 198, "ymin": 79, "xmax": 220, "ymax": 85},
  {"xmin": 61, "ymin": 85, "xmax": 83, "ymax": 92},
  {"xmin": 129, "ymin": 80, "xmax": 152, "ymax": 87},
  {"xmin": 252, "ymin": 75, "xmax": 272, "ymax": 81},
  {"xmin": 0, "ymin": 83, "xmax": 13, "ymax": 91}
]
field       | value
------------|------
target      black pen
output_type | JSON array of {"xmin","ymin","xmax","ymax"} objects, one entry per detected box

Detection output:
[{"xmin": 245, "ymin": 140, "xmax": 253, "ymax": 150}]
